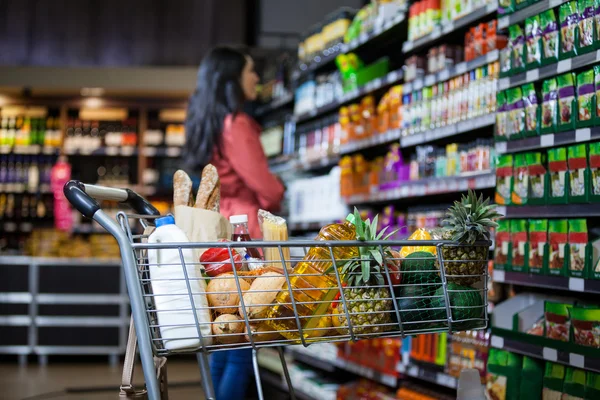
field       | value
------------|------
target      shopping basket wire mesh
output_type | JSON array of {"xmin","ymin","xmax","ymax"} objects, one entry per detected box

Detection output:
[{"xmin": 117, "ymin": 212, "xmax": 490, "ymax": 356}]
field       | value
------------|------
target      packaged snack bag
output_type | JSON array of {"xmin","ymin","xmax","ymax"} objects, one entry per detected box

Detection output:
[
  {"xmin": 496, "ymin": 91, "xmax": 509, "ymax": 141},
  {"xmin": 525, "ymin": 16, "xmax": 543, "ymax": 69},
  {"xmin": 595, "ymin": 66, "xmax": 600, "ymax": 124},
  {"xmin": 568, "ymin": 219, "xmax": 589, "ymax": 278},
  {"xmin": 528, "ymin": 219, "xmax": 549, "ymax": 274},
  {"xmin": 577, "ymin": 69, "xmax": 596, "ymax": 127},
  {"xmin": 523, "ymin": 83, "xmax": 540, "ymax": 136},
  {"xmin": 570, "ymin": 307, "xmax": 600, "ymax": 347},
  {"xmin": 507, "ymin": 87, "xmax": 525, "ymax": 139},
  {"xmin": 511, "ymin": 219, "xmax": 529, "ymax": 272},
  {"xmin": 567, "ymin": 144, "xmax": 590, "ymax": 203},
  {"xmin": 578, "ymin": 0, "xmax": 595, "ymax": 54},
  {"xmin": 496, "ymin": 154, "xmax": 514, "ymax": 205},
  {"xmin": 557, "ymin": 73, "xmax": 577, "ymax": 132},
  {"xmin": 512, "ymin": 153, "xmax": 529, "ymax": 205},
  {"xmin": 545, "ymin": 301, "xmax": 573, "ymax": 340},
  {"xmin": 589, "ymin": 142, "xmax": 600, "ymax": 201},
  {"xmin": 509, "ymin": 24, "xmax": 526, "ymax": 74},
  {"xmin": 527, "ymin": 152, "xmax": 548, "ymax": 204},
  {"xmin": 559, "ymin": 2, "xmax": 579, "ymax": 59},
  {"xmin": 541, "ymin": 9, "xmax": 560, "ymax": 65},
  {"xmin": 500, "ymin": 42, "xmax": 512, "ymax": 77},
  {"xmin": 495, "ymin": 219, "xmax": 511, "ymax": 270},
  {"xmin": 486, "ymin": 349, "xmax": 523, "ymax": 400},
  {"xmin": 543, "ymin": 362, "xmax": 566, "ymax": 399},
  {"xmin": 548, "ymin": 220, "xmax": 569, "ymax": 276},
  {"xmin": 541, "ymin": 78, "xmax": 558, "ymax": 134},
  {"xmin": 377, "ymin": 91, "xmax": 391, "ymax": 134},
  {"xmin": 360, "ymin": 95, "xmax": 377, "ymax": 138}
]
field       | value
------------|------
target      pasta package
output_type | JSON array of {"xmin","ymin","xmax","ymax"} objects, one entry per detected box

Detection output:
[{"xmin": 258, "ymin": 209, "xmax": 291, "ymax": 269}]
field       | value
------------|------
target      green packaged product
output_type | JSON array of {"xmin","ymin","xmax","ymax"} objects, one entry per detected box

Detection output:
[
  {"xmin": 527, "ymin": 152, "xmax": 548, "ymax": 204},
  {"xmin": 548, "ymin": 220, "xmax": 569, "ymax": 276},
  {"xmin": 499, "ymin": 0, "xmax": 515, "ymax": 15},
  {"xmin": 542, "ymin": 78, "xmax": 558, "ymax": 134},
  {"xmin": 495, "ymin": 219, "xmax": 511, "ymax": 270},
  {"xmin": 595, "ymin": 66, "xmax": 600, "ymax": 124},
  {"xmin": 507, "ymin": 87, "xmax": 525, "ymax": 139},
  {"xmin": 512, "ymin": 153, "xmax": 529, "ymax": 205},
  {"xmin": 541, "ymin": 9, "xmax": 560, "ymax": 65},
  {"xmin": 569, "ymin": 307, "xmax": 600, "ymax": 348},
  {"xmin": 486, "ymin": 349, "xmax": 523, "ymax": 400},
  {"xmin": 585, "ymin": 371, "xmax": 600, "ymax": 398},
  {"xmin": 563, "ymin": 367, "xmax": 586, "ymax": 399},
  {"xmin": 558, "ymin": 73, "xmax": 577, "ymax": 132},
  {"xmin": 569, "ymin": 219, "xmax": 589, "ymax": 278},
  {"xmin": 596, "ymin": 0, "xmax": 600, "ymax": 52},
  {"xmin": 496, "ymin": 154, "xmax": 514, "ymax": 205},
  {"xmin": 545, "ymin": 301, "xmax": 573, "ymax": 341},
  {"xmin": 511, "ymin": 219, "xmax": 528, "ymax": 272},
  {"xmin": 523, "ymin": 84, "xmax": 541, "ymax": 136},
  {"xmin": 578, "ymin": 0, "xmax": 595, "ymax": 54},
  {"xmin": 520, "ymin": 356, "xmax": 545, "ymax": 398},
  {"xmin": 567, "ymin": 144, "xmax": 589, "ymax": 202},
  {"xmin": 577, "ymin": 69, "xmax": 596, "ymax": 127},
  {"xmin": 515, "ymin": 0, "xmax": 528, "ymax": 11},
  {"xmin": 543, "ymin": 362, "xmax": 566, "ymax": 399},
  {"xmin": 496, "ymin": 91, "xmax": 509, "ymax": 140},
  {"xmin": 589, "ymin": 142, "xmax": 600, "ymax": 201},
  {"xmin": 500, "ymin": 44, "xmax": 513, "ymax": 77},
  {"xmin": 548, "ymin": 147, "xmax": 569, "ymax": 204},
  {"xmin": 525, "ymin": 16, "xmax": 543, "ymax": 69},
  {"xmin": 510, "ymin": 24, "xmax": 526, "ymax": 74},
  {"xmin": 559, "ymin": 2, "xmax": 579, "ymax": 59},
  {"xmin": 528, "ymin": 219, "xmax": 549, "ymax": 274}
]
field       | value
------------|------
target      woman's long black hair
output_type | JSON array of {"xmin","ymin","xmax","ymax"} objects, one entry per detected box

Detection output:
[{"xmin": 182, "ymin": 46, "xmax": 248, "ymax": 172}]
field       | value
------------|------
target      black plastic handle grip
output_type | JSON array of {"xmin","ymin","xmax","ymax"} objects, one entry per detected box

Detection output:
[
  {"xmin": 63, "ymin": 180, "xmax": 160, "ymax": 219},
  {"xmin": 64, "ymin": 181, "xmax": 101, "ymax": 219}
]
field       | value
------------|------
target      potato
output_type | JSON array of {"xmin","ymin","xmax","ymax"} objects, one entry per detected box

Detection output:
[
  {"xmin": 239, "ymin": 272, "xmax": 285, "ymax": 319},
  {"xmin": 206, "ymin": 273, "xmax": 250, "ymax": 314},
  {"xmin": 244, "ymin": 323, "xmax": 281, "ymax": 343},
  {"xmin": 212, "ymin": 314, "xmax": 244, "ymax": 344}
]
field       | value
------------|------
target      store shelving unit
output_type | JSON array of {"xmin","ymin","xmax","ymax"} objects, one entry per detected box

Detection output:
[
  {"xmin": 496, "ymin": 127, "xmax": 600, "ymax": 154},
  {"xmin": 497, "ymin": 204, "xmax": 600, "ymax": 218},
  {"xmin": 498, "ymin": 0, "xmax": 569, "ymax": 28},
  {"xmin": 493, "ymin": 269, "xmax": 600, "ymax": 293},
  {"xmin": 0, "ymin": 256, "xmax": 127, "ymax": 365},
  {"xmin": 400, "ymin": 114, "xmax": 496, "ymax": 148},
  {"xmin": 402, "ymin": 2, "xmax": 498, "ymax": 53},
  {"xmin": 397, "ymin": 362, "xmax": 458, "ymax": 390},
  {"xmin": 255, "ymin": 93, "xmax": 295, "ymax": 118}
]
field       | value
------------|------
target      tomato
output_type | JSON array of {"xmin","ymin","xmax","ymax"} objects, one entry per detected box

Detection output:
[{"xmin": 200, "ymin": 246, "xmax": 243, "ymax": 277}]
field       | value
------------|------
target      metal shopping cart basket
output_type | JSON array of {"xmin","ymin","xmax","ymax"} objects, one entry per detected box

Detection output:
[{"xmin": 64, "ymin": 181, "xmax": 490, "ymax": 400}]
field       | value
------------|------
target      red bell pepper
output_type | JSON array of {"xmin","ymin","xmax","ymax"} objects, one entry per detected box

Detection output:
[{"xmin": 200, "ymin": 244, "xmax": 243, "ymax": 277}]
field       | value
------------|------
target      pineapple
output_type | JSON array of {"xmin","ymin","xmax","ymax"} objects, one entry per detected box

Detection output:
[
  {"xmin": 332, "ymin": 209, "xmax": 395, "ymax": 335},
  {"xmin": 439, "ymin": 190, "xmax": 503, "ymax": 286}
]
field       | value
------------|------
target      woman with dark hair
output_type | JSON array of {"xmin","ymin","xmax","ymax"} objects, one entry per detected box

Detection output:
[{"xmin": 183, "ymin": 46, "xmax": 284, "ymax": 399}]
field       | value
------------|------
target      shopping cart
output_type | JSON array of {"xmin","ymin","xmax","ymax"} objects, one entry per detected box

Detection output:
[{"xmin": 64, "ymin": 181, "xmax": 490, "ymax": 400}]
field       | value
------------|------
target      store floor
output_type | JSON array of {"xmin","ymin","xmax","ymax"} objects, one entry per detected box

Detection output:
[{"xmin": 0, "ymin": 359, "xmax": 205, "ymax": 400}]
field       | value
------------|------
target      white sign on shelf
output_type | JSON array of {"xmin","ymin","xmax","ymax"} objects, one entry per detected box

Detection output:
[
  {"xmin": 498, "ymin": 16, "xmax": 509, "ymax": 29},
  {"xmin": 576, "ymin": 128, "xmax": 591, "ymax": 142},
  {"xmin": 494, "ymin": 269, "xmax": 506, "ymax": 283},
  {"xmin": 569, "ymin": 353, "xmax": 585, "ymax": 369},
  {"xmin": 557, "ymin": 59, "xmax": 572, "ymax": 73},
  {"xmin": 438, "ymin": 69, "xmax": 450, "ymax": 81},
  {"xmin": 526, "ymin": 69, "xmax": 540, "ymax": 82},
  {"xmin": 495, "ymin": 142, "xmax": 507, "ymax": 154},
  {"xmin": 490, "ymin": 335, "xmax": 504, "ymax": 349},
  {"xmin": 455, "ymin": 62, "xmax": 467, "ymax": 75},
  {"xmin": 543, "ymin": 347, "xmax": 558, "ymax": 362},
  {"xmin": 568, "ymin": 277, "xmax": 585, "ymax": 292},
  {"xmin": 541, "ymin": 134, "xmax": 555, "ymax": 147}
]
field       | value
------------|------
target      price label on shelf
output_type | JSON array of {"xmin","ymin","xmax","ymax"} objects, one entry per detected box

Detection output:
[
  {"xmin": 408, "ymin": 365, "xmax": 418, "ymax": 376},
  {"xmin": 498, "ymin": 77, "xmax": 510, "ymax": 90},
  {"xmin": 106, "ymin": 147, "xmax": 119, "ymax": 156},
  {"xmin": 490, "ymin": 335, "xmax": 504, "ymax": 349},
  {"xmin": 167, "ymin": 147, "xmax": 181, "ymax": 157},
  {"xmin": 359, "ymin": 33, "xmax": 369, "ymax": 44},
  {"xmin": 493, "ymin": 269, "xmax": 506, "ymax": 283},
  {"xmin": 486, "ymin": 50, "xmax": 499, "ymax": 63},
  {"xmin": 413, "ymin": 79, "xmax": 423, "ymax": 91},
  {"xmin": 526, "ymin": 69, "xmax": 540, "ymax": 82},
  {"xmin": 569, "ymin": 353, "xmax": 585, "ymax": 368},
  {"xmin": 550, "ymin": 0, "xmax": 565, "ymax": 7},
  {"xmin": 143, "ymin": 147, "xmax": 157, "ymax": 157},
  {"xmin": 495, "ymin": 141, "xmax": 507, "ymax": 153},
  {"xmin": 438, "ymin": 69, "xmax": 450, "ymax": 81},
  {"xmin": 121, "ymin": 146, "xmax": 135, "ymax": 156},
  {"xmin": 400, "ymin": 186, "xmax": 409, "ymax": 197},
  {"xmin": 455, "ymin": 62, "xmax": 467, "ymax": 75},
  {"xmin": 543, "ymin": 347, "xmax": 558, "ymax": 362},
  {"xmin": 459, "ymin": 179, "xmax": 469, "ymax": 191},
  {"xmin": 498, "ymin": 16, "xmax": 509, "ymax": 29},
  {"xmin": 541, "ymin": 134, "xmax": 554, "ymax": 147},
  {"xmin": 576, "ymin": 128, "xmax": 591, "ymax": 142},
  {"xmin": 372, "ymin": 78, "xmax": 382, "ymax": 89},
  {"xmin": 568, "ymin": 278, "xmax": 585, "ymax": 292},
  {"xmin": 557, "ymin": 59, "xmax": 572, "ymax": 73},
  {"xmin": 387, "ymin": 70, "xmax": 399, "ymax": 83},
  {"xmin": 424, "ymin": 75, "xmax": 435, "ymax": 86}
]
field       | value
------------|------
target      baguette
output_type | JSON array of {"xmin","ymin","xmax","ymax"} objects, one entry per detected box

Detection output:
[
  {"xmin": 195, "ymin": 164, "xmax": 220, "ymax": 209},
  {"xmin": 206, "ymin": 181, "xmax": 221, "ymax": 212},
  {"xmin": 173, "ymin": 170, "xmax": 193, "ymax": 207}
]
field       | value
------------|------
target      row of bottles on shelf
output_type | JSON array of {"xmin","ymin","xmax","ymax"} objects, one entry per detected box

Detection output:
[
  {"xmin": 0, "ymin": 116, "xmax": 62, "ymax": 148},
  {"xmin": 96, "ymin": 161, "xmax": 132, "ymax": 187},
  {"xmin": 297, "ymin": 117, "xmax": 342, "ymax": 163},
  {"xmin": 0, "ymin": 193, "xmax": 53, "ymax": 224},
  {"xmin": 144, "ymin": 123, "xmax": 185, "ymax": 147},
  {"xmin": 0, "ymin": 155, "xmax": 54, "ymax": 193},
  {"xmin": 63, "ymin": 118, "xmax": 138, "ymax": 152}
]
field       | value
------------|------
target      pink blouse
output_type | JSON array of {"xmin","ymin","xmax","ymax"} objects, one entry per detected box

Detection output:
[{"xmin": 211, "ymin": 113, "xmax": 285, "ymax": 238}]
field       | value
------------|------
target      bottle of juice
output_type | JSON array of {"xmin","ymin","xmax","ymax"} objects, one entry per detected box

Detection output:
[
  {"xmin": 265, "ymin": 214, "xmax": 358, "ymax": 339},
  {"xmin": 230, "ymin": 214, "xmax": 262, "ymax": 259}
]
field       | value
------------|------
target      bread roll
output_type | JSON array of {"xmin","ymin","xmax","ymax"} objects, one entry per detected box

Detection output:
[
  {"xmin": 173, "ymin": 170, "xmax": 193, "ymax": 207},
  {"xmin": 195, "ymin": 164, "xmax": 220, "ymax": 209}
]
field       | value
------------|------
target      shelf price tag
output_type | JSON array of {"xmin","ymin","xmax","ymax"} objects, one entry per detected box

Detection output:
[
  {"xmin": 495, "ymin": 142, "xmax": 507, "ymax": 153},
  {"xmin": 541, "ymin": 134, "xmax": 554, "ymax": 147},
  {"xmin": 498, "ymin": 16, "xmax": 509, "ymax": 28},
  {"xmin": 576, "ymin": 128, "xmax": 591, "ymax": 142},
  {"xmin": 438, "ymin": 69, "xmax": 450, "ymax": 81},
  {"xmin": 424, "ymin": 75, "xmax": 436, "ymax": 86},
  {"xmin": 493, "ymin": 269, "xmax": 506, "ymax": 283},
  {"xmin": 526, "ymin": 69, "xmax": 540, "ymax": 82},
  {"xmin": 387, "ymin": 70, "xmax": 399, "ymax": 83},
  {"xmin": 455, "ymin": 62, "xmax": 467, "ymax": 75},
  {"xmin": 557, "ymin": 59, "xmax": 572, "ymax": 73},
  {"xmin": 543, "ymin": 347, "xmax": 558, "ymax": 362},
  {"xmin": 490, "ymin": 335, "xmax": 504, "ymax": 349},
  {"xmin": 568, "ymin": 277, "xmax": 585, "ymax": 292},
  {"xmin": 569, "ymin": 353, "xmax": 585, "ymax": 368}
]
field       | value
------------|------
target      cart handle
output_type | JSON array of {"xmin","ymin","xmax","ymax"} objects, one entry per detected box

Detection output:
[{"xmin": 64, "ymin": 180, "xmax": 160, "ymax": 219}]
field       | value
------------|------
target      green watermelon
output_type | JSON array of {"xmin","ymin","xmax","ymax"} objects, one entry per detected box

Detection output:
[
  {"xmin": 401, "ymin": 251, "xmax": 439, "ymax": 285},
  {"xmin": 429, "ymin": 283, "xmax": 484, "ymax": 329},
  {"xmin": 395, "ymin": 282, "xmax": 442, "ymax": 332}
]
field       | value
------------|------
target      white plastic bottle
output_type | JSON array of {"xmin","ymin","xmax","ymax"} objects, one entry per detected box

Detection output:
[{"xmin": 148, "ymin": 215, "xmax": 212, "ymax": 350}]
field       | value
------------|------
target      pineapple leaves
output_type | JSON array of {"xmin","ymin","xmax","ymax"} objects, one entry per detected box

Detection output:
[
  {"xmin": 361, "ymin": 256, "xmax": 370, "ymax": 284},
  {"xmin": 443, "ymin": 190, "xmax": 503, "ymax": 245},
  {"xmin": 369, "ymin": 249, "xmax": 383, "ymax": 266}
]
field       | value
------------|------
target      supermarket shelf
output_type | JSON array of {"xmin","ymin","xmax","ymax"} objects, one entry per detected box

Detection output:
[
  {"xmin": 255, "ymin": 93, "xmax": 294, "ymax": 117},
  {"xmin": 3, "ymin": 222, "xmax": 35, "ymax": 233},
  {"xmin": 33, "ymin": 345, "xmax": 124, "ymax": 356},
  {"xmin": 0, "ymin": 255, "xmax": 121, "ymax": 266},
  {"xmin": 402, "ymin": 3, "xmax": 498, "ymax": 54},
  {"xmin": 397, "ymin": 362, "xmax": 458, "ymax": 389},
  {"xmin": 293, "ymin": 12, "xmax": 406, "ymax": 81},
  {"xmin": 294, "ymin": 68, "xmax": 403, "ymax": 124},
  {"xmin": 0, "ymin": 145, "xmax": 60, "ymax": 155},
  {"xmin": 295, "ymin": 155, "xmax": 340, "ymax": 172},
  {"xmin": 340, "ymin": 114, "xmax": 495, "ymax": 155},
  {"xmin": 404, "ymin": 50, "xmax": 499, "ymax": 93},
  {"xmin": 401, "ymin": 114, "xmax": 495, "ymax": 148},
  {"xmin": 64, "ymin": 146, "xmax": 138, "ymax": 156},
  {"xmin": 141, "ymin": 146, "xmax": 182, "ymax": 158},
  {"xmin": 495, "ymin": 127, "xmax": 600, "ymax": 154},
  {"xmin": 34, "ymin": 316, "xmax": 127, "ymax": 327},
  {"xmin": 290, "ymin": 349, "xmax": 398, "ymax": 388},
  {"xmin": 490, "ymin": 333, "xmax": 600, "ymax": 373},
  {"xmin": 493, "ymin": 269, "xmax": 600, "ymax": 294},
  {"xmin": 498, "ymin": 50, "xmax": 600, "ymax": 91},
  {"xmin": 345, "ymin": 171, "xmax": 496, "ymax": 205},
  {"xmin": 0, "ymin": 345, "xmax": 31, "ymax": 355},
  {"xmin": 498, "ymin": 0, "xmax": 569, "ymax": 29},
  {"xmin": 259, "ymin": 369, "xmax": 316, "ymax": 400},
  {"xmin": 496, "ymin": 204, "xmax": 600, "ymax": 218}
]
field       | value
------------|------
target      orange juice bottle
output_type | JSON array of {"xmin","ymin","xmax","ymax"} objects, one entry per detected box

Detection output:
[
  {"xmin": 360, "ymin": 95, "xmax": 377, "ymax": 137},
  {"xmin": 377, "ymin": 92, "xmax": 391, "ymax": 134},
  {"xmin": 339, "ymin": 156, "xmax": 353, "ymax": 197},
  {"xmin": 389, "ymin": 85, "xmax": 403, "ymax": 129}
]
